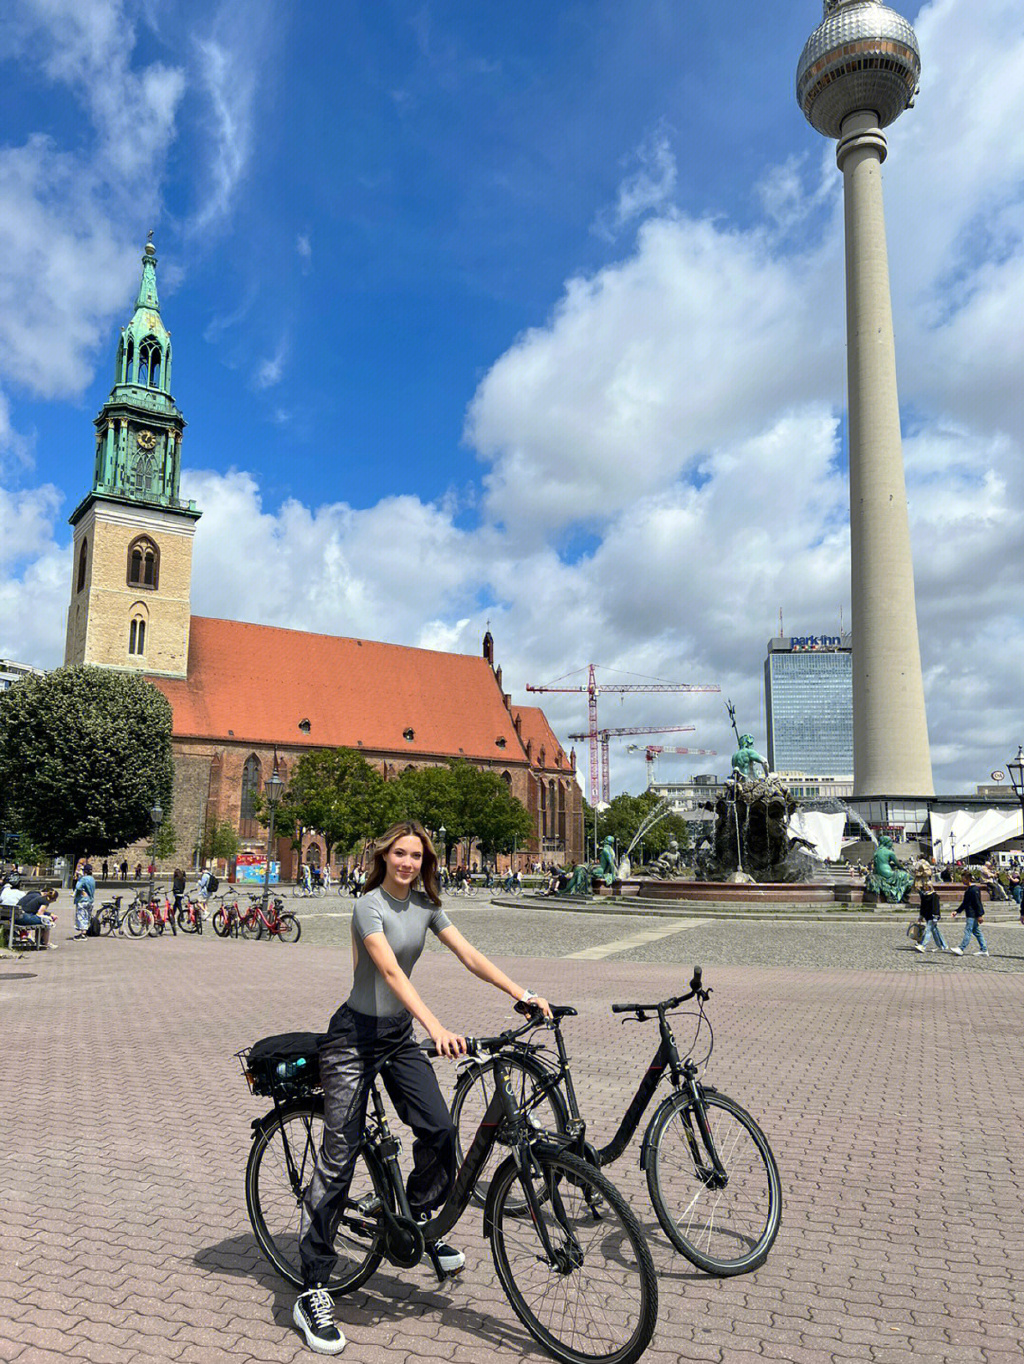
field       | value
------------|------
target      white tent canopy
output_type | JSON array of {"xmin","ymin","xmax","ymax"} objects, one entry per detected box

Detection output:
[
  {"xmin": 930, "ymin": 808, "xmax": 1023, "ymax": 862},
  {"xmin": 788, "ymin": 810, "xmax": 846, "ymax": 862}
]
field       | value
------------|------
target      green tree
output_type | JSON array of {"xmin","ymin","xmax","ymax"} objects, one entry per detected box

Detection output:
[
  {"xmin": 0, "ymin": 666, "xmax": 173, "ymax": 868},
  {"xmin": 584, "ymin": 790, "xmax": 690, "ymax": 866},
  {"xmin": 263, "ymin": 748, "xmax": 397, "ymax": 862},
  {"xmin": 154, "ymin": 820, "xmax": 178, "ymax": 860},
  {"xmin": 392, "ymin": 759, "xmax": 533, "ymax": 865}
]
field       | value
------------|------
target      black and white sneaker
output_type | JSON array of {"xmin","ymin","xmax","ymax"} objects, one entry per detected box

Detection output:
[
  {"xmin": 293, "ymin": 1287, "xmax": 345, "ymax": 1355},
  {"xmin": 431, "ymin": 1238, "xmax": 465, "ymax": 1273}
]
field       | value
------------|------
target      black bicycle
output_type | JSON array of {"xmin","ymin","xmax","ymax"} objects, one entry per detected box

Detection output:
[
  {"xmin": 450, "ymin": 967, "xmax": 781, "ymax": 1277},
  {"xmin": 94, "ymin": 894, "xmax": 131, "ymax": 935},
  {"xmin": 240, "ymin": 1018, "xmax": 658, "ymax": 1364}
]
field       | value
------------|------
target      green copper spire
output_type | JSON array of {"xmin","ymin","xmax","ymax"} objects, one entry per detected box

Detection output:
[{"xmin": 76, "ymin": 238, "xmax": 198, "ymax": 521}]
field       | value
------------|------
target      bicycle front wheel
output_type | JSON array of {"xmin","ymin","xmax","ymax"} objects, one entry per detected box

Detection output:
[
  {"xmin": 489, "ymin": 1148, "xmax": 657, "ymax": 1364},
  {"xmin": 177, "ymin": 908, "xmax": 199, "ymax": 933},
  {"xmin": 245, "ymin": 1099, "xmax": 387, "ymax": 1294},
  {"xmin": 277, "ymin": 913, "xmax": 301, "ymax": 943},
  {"xmin": 241, "ymin": 913, "xmax": 261, "ymax": 940},
  {"xmin": 451, "ymin": 1055, "xmax": 568, "ymax": 1210},
  {"xmin": 646, "ymin": 1089, "xmax": 781, "ymax": 1276},
  {"xmin": 126, "ymin": 907, "xmax": 146, "ymax": 937}
]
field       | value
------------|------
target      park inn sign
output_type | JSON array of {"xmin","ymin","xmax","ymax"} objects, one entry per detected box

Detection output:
[{"xmin": 789, "ymin": 635, "xmax": 845, "ymax": 651}]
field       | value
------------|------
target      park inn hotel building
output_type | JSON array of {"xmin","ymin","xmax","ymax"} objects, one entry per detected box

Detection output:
[
  {"xmin": 764, "ymin": 634, "xmax": 854, "ymax": 800},
  {"xmin": 62, "ymin": 240, "xmax": 584, "ymax": 876}
]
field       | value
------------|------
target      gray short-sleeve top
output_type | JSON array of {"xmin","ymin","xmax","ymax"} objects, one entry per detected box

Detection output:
[{"xmin": 347, "ymin": 885, "xmax": 452, "ymax": 1017}]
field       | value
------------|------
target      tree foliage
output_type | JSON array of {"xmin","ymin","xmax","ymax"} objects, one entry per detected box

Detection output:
[
  {"xmin": 392, "ymin": 759, "xmax": 533, "ymax": 863},
  {"xmin": 0, "ymin": 666, "xmax": 174, "ymax": 862},
  {"xmin": 263, "ymin": 749, "xmax": 398, "ymax": 861},
  {"xmin": 200, "ymin": 819, "xmax": 239, "ymax": 865},
  {"xmin": 584, "ymin": 790, "xmax": 691, "ymax": 864}
]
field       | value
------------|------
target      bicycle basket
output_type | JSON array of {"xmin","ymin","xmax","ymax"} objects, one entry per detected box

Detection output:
[{"xmin": 240, "ymin": 1031, "xmax": 325, "ymax": 1097}]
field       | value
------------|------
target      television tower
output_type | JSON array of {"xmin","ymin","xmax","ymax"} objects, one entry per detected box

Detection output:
[{"xmin": 796, "ymin": 1, "xmax": 933, "ymax": 796}]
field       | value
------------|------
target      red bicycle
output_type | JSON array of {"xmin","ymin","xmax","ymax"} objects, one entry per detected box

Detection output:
[{"xmin": 240, "ymin": 895, "xmax": 301, "ymax": 943}]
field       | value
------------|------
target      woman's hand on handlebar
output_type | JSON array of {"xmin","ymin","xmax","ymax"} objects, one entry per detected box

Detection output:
[
  {"xmin": 430, "ymin": 1025, "xmax": 467, "ymax": 1058},
  {"xmin": 514, "ymin": 995, "xmax": 553, "ymax": 1020}
]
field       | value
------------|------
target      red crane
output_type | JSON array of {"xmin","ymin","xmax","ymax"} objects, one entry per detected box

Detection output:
[
  {"xmin": 526, "ymin": 665, "xmax": 719, "ymax": 805},
  {"xmin": 627, "ymin": 744, "xmax": 719, "ymax": 788},
  {"xmin": 567, "ymin": 725, "xmax": 696, "ymax": 804}
]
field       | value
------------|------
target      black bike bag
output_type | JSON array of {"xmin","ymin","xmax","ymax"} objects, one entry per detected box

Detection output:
[{"xmin": 245, "ymin": 1031, "xmax": 326, "ymax": 1097}]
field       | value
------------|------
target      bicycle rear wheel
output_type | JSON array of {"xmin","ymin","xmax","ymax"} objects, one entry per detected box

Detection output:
[
  {"xmin": 245, "ymin": 1099, "xmax": 386, "ymax": 1294},
  {"xmin": 489, "ymin": 1148, "xmax": 657, "ymax": 1364},
  {"xmin": 126, "ymin": 906, "xmax": 147, "ymax": 937},
  {"xmin": 276, "ymin": 913, "xmax": 301, "ymax": 943},
  {"xmin": 241, "ymin": 913, "xmax": 261, "ymax": 940},
  {"xmin": 177, "ymin": 908, "xmax": 199, "ymax": 934},
  {"xmin": 451, "ymin": 1054, "xmax": 568, "ymax": 1209},
  {"xmin": 645, "ymin": 1089, "xmax": 781, "ymax": 1275},
  {"xmin": 97, "ymin": 907, "xmax": 118, "ymax": 935}
]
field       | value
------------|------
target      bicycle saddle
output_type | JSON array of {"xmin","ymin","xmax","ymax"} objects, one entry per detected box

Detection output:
[{"xmin": 550, "ymin": 1004, "xmax": 577, "ymax": 1019}]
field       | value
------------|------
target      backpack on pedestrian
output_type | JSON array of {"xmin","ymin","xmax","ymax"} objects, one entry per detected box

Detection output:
[{"xmin": 207, "ymin": 873, "xmax": 220, "ymax": 893}]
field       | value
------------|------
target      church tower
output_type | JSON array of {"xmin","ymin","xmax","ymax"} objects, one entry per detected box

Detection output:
[{"xmin": 64, "ymin": 239, "xmax": 200, "ymax": 678}]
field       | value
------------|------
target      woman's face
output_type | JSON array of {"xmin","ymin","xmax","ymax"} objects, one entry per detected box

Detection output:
[{"xmin": 384, "ymin": 835, "xmax": 424, "ymax": 890}]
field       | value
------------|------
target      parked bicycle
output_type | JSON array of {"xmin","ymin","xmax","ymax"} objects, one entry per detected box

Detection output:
[
  {"xmin": 450, "ymin": 966, "xmax": 781, "ymax": 1277},
  {"xmin": 211, "ymin": 893, "xmax": 244, "ymax": 938},
  {"xmin": 176, "ymin": 894, "xmax": 205, "ymax": 934},
  {"xmin": 239, "ymin": 894, "xmax": 301, "ymax": 943},
  {"xmin": 94, "ymin": 894, "xmax": 132, "ymax": 936},
  {"xmin": 125, "ymin": 891, "xmax": 177, "ymax": 937},
  {"xmin": 240, "ymin": 1014, "xmax": 657, "ymax": 1364}
]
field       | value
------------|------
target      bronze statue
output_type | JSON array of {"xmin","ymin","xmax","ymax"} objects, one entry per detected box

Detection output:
[{"xmin": 864, "ymin": 835, "xmax": 913, "ymax": 903}]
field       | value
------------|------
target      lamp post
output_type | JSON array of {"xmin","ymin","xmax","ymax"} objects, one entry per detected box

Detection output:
[
  {"xmin": 262, "ymin": 753, "xmax": 284, "ymax": 918},
  {"xmin": 1008, "ymin": 746, "xmax": 1024, "ymax": 862},
  {"xmin": 148, "ymin": 801, "xmax": 163, "ymax": 907}
]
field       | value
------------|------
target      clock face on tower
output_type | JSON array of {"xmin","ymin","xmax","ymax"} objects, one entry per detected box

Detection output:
[{"xmin": 137, "ymin": 429, "xmax": 157, "ymax": 451}]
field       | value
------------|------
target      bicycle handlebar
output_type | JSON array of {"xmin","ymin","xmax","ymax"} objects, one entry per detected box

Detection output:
[
  {"xmin": 420, "ymin": 1007, "xmax": 546, "ymax": 1060},
  {"xmin": 610, "ymin": 966, "xmax": 708, "ymax": 1015}
]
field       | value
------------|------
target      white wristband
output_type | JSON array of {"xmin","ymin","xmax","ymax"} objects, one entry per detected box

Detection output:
[{"xmin": 519, "ymin": 990, "xmax": 537, "ymax": 1003}]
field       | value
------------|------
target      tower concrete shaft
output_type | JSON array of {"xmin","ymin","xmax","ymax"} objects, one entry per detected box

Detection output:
[{"xmin": 838, "ymin": 111, "xmax": 933, "ymax": 796}]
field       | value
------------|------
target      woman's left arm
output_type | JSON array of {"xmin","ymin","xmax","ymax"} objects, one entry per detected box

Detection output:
[{"xmin": 437, "ymin": 924, "xmax": 552, "ymax": 1018}]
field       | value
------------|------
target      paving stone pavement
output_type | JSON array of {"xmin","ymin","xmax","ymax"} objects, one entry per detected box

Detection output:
[{"xmin": 2, "ymin": 909, "xmax": 1023, "ymax": 1364}]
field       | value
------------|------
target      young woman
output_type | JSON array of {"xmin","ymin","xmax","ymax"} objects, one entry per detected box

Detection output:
[{"xmin": 293, "ymin": 820, "xmax": 551, "ymax": 1355}]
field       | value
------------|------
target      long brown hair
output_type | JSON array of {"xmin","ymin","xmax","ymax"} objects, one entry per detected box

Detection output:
[{"xmin": 364, "ymin": 820, "xmax": 442, "ymax": 906}]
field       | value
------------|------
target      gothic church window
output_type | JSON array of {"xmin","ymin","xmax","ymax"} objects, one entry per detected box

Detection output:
[
  {"xmin": 127, "ymin": 537, "xmax": 159, "ymax": 589},
  {"xmin": 77, "ymin": 539, "xmax": 88, "ymax": 593},
  {"xmin": 128, "ymin": 615, "xmax": 146, "ymax": 655},
  {"xmin": 240, "ymin": 754, "xmax": 262, "ymax": 838}
]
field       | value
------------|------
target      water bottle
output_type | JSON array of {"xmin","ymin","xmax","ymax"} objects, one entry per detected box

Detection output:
[{"xmin": 275, "ymin": 1057, "xmax": 307, "ymax": 1080}]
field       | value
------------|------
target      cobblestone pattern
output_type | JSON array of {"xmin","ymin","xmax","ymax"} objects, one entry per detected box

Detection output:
[{"xmin": 2, "ymin": 913, "xmax": 1023, "ymax": 1363}]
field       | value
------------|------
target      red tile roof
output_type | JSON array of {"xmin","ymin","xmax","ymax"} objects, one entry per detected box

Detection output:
[
  {"xmin": 150, "ymin": 617, "xmax": 535, "ymax": 763},
  {"xmin": 513, "ymin": 706, "xmax": 573, "ymax": 772}
]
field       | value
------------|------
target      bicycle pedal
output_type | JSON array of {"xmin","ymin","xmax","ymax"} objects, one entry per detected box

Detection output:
[{"xmin": 355, "ymin": 1194, "xmax": 382, "ymax": 1217}]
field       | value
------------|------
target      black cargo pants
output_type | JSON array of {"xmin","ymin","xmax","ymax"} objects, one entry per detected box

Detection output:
[{"xmin": 298, "ymin": 1004, "xmax": 456, "ymax": 1288}]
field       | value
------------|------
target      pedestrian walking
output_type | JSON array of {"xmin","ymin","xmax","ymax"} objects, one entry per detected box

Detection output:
[
  {"xmin": 914, "ymin": 877, "xmax": 949, "ymax": 953},
  {"xmin": 950, "ymin": 871, "xmax": 988, "ymax": 956},
  {"xmin": 171, "ymin": 867, "xmax": 186, "ymax": 915},
  {"xmin": 289, "ymin": 819, "xmax": 552, "ymax": 1355},
  {"xmin": 102, "ymin": 859, "xmax": 109, "ymax": 880},
  {"xmin": 120, "ymin": 859, "xmax": 129, "ymax": 882},
  {"xmin": 72, "ymin": 862, "xmax": 96, "ymax": 938}
]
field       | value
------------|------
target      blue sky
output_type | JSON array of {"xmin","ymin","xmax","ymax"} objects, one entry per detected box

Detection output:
[{"xmin": 1, "ymin": 0, "xmax": 1021, "ymax": 797}]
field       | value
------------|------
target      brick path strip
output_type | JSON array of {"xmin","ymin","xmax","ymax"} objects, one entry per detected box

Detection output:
[{"xmin": 2, "ymin": 924, "xmax": 1022, "ymax": 1363}]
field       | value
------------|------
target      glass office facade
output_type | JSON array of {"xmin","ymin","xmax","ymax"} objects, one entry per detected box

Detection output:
[{"xmin": 765, "ymin": 645, "xmax": 853, "ymax": 776}]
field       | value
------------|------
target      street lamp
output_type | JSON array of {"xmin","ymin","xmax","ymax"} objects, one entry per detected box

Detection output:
[
  {"xmin": 1008, "ymin": 745, "xmax": 1024, "ymax": 860},
  {"xmin": 148, "ymin": 801, "xmax": 163, "ymax": 907},
  {"xmin": 262, "ymin": 752, "xmax": 285, "ymax": 918}
]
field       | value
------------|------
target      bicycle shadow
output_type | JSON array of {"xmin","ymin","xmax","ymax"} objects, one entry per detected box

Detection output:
[{"xmin": 195, "ymin": 1233, "xmax": 539, "ymax": 1354}]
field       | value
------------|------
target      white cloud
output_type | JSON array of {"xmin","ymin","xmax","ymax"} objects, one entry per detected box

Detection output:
[
  {"xmin": 254, "ymin": 337, "xmax": 288, "ymax": 389},
  {"xmin": 594, "ymin": 128, "xmax": 679, "ymax": 240},
  {"xmin": 0, "ymin": 2, "xmax": 185, "ymax": 398}
]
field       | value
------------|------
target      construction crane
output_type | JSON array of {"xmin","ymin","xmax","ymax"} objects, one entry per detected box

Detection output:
[
  {"xmin": 526, "ymin": 664, "xmax": 720, "ymax": 806},
  {"xmin": 567, "ymin": 726, "xmax": 696, "ymax": 804},
  {"xmin": 627, "ymin": 744, "xmax": 719, "ymax": 789}
]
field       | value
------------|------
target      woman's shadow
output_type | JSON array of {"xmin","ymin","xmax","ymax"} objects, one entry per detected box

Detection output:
[{"xmin": 195, "ymin": 1233, "xmax": 540, "ymax": 1354}]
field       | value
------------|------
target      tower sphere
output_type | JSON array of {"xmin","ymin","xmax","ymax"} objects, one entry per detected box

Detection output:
[{"xmin": 796, "ymin": 0, "xmax": 920, "ymax": 140}]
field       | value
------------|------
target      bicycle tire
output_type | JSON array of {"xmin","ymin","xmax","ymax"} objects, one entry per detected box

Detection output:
[
  {"xmin": 241, "ymin": 913, "xmax": 261, "ymax": 940},
  {"xmin": 148, "ymin": 913, "xmax": 163, "ymax": 938},
  {"xmin": 275, "ymin": 913, "xmax": 301, "ymax": 943},
  {"xmin": 451, "ymin": 1054, "xmax": 568, "ymax": 1210},
  {"xmin": 212, "ymin": 907, "xmax": 232, "ymax": 937},
  {"xmin": 97, "ymin": 907, "xmax": 118, "ymax": 936},
  {"xmin": 125, "ymin": 906, "xmax": 147, "ymax": 937},
  {"xmin": 245, "ymin": 1098, "xmax": 387, "ymax": 1293},
  {"xmin": 177, "ymin": 908, "xmax": 199, "ymax": 934},
  {"xmin": 489, "ymin": 1147, "xmax": 658, "ymax": 1364},
  {"xmin": 645, "ymin": 1089, "xmax": 781, "ymax": 1276}
]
